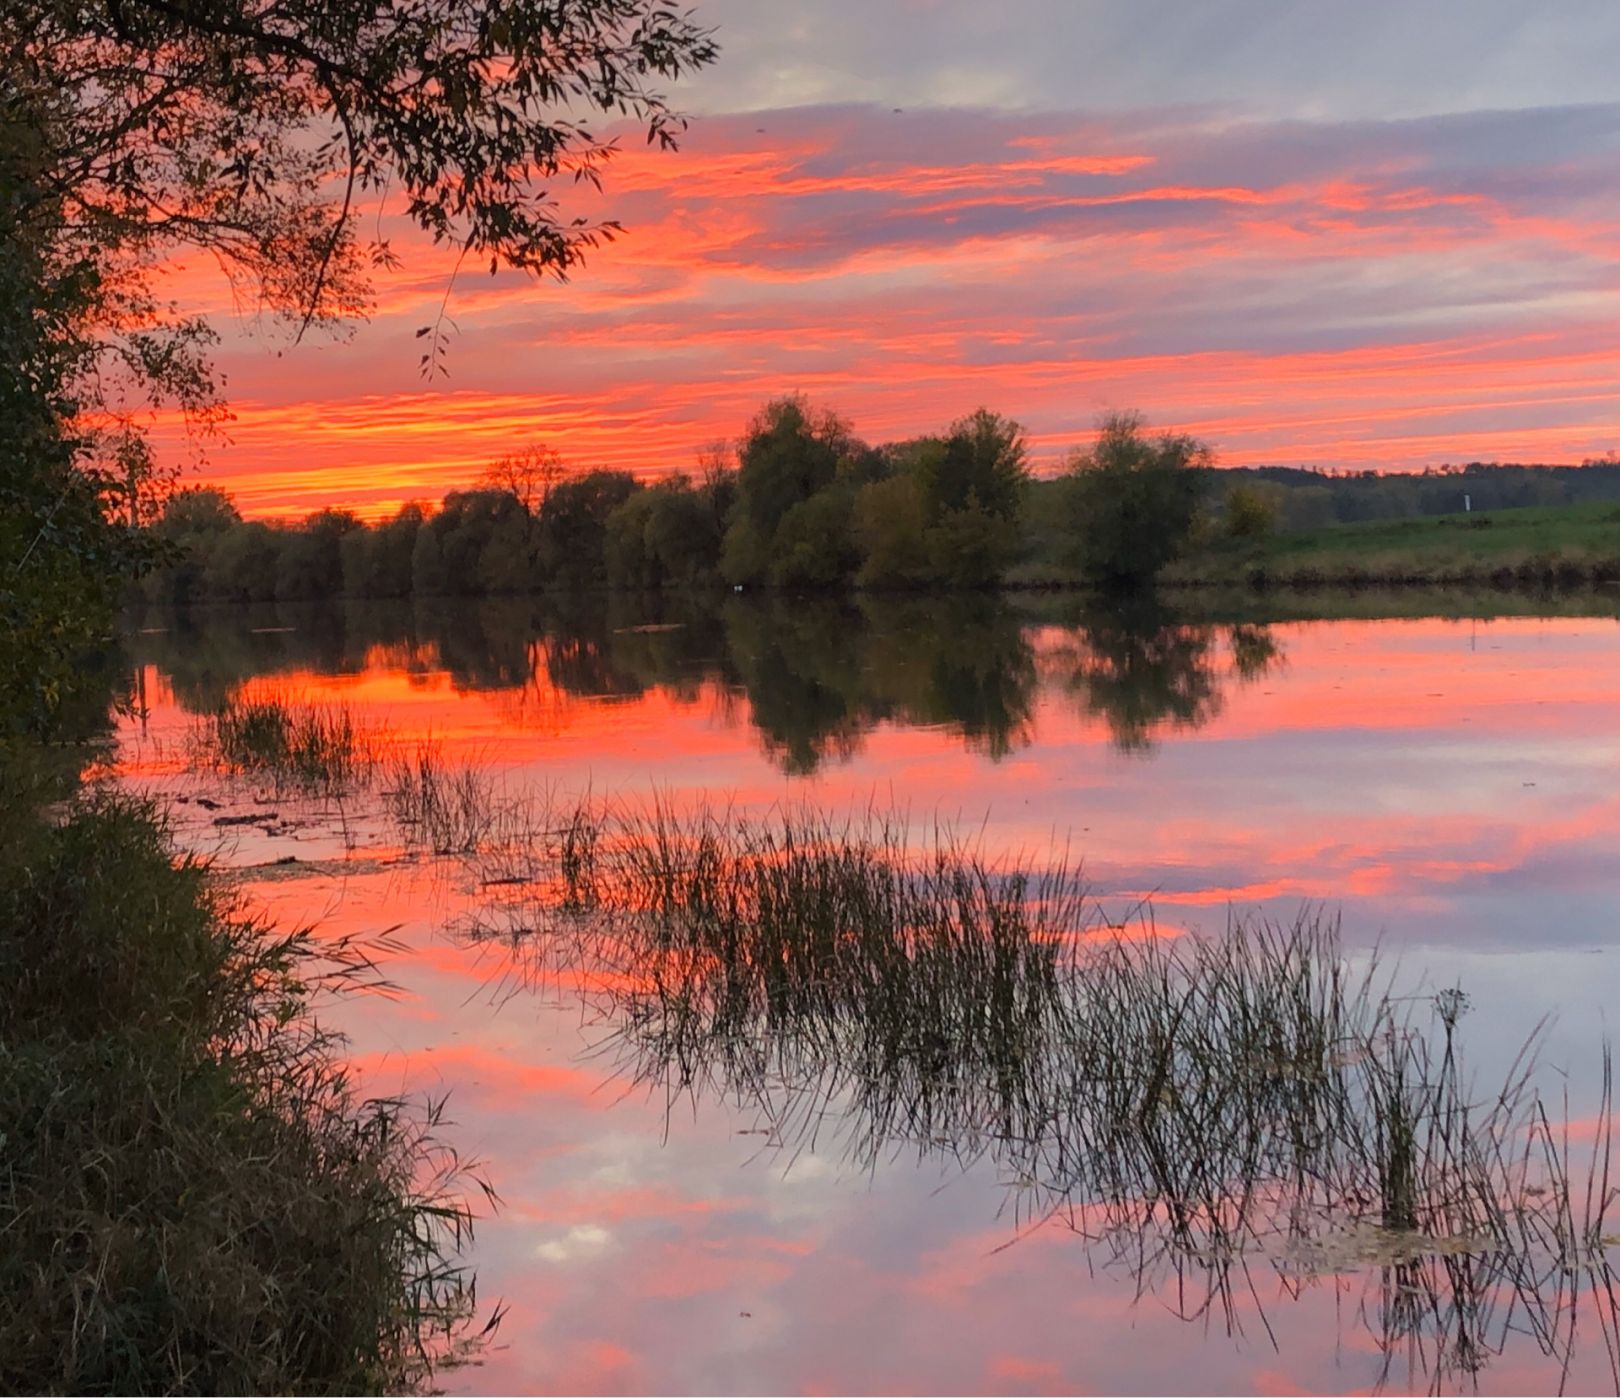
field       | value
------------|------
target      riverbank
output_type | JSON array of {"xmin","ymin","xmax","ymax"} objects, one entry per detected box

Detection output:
[
  {"xmin": 1166, "ymin": 501, "xmax": 1620, "ymax": 589},
  {"xmin": 0, "ymin": 756, "xmax": 485, "ymax": 1393}
]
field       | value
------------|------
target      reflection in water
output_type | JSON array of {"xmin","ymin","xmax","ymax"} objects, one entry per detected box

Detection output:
[
  {"xmin": 130, "ymin": 592, "xmax": 1277, "ymax": 767},
  {"xmin": 1054, "ymin": 596, "xmax": 1281, "ymax": 753},
  {"xmin": 448, "ymin": 797, "xmax": 1620, "ymax": 1392},
  {"xmin": 115, "ymin": 593, "xmax": 1620, "ymax": 1394}
]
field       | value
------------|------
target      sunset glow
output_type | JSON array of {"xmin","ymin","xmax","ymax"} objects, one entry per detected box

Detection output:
[{"xmin": 144, "ymin": 5, "xmax": 1620, "ymax": 518}]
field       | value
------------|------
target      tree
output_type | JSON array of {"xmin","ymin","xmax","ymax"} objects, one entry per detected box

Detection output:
[
  {"xmin": 1, "ymin": 0, "xmax": 717, "ymax": 734},
  {"xmin": 923, "ymin": 409, "xmax": 1029, "ymax": 522},
  {"xmin": 1, "ymin": 92, "xmax": 156, "ymax": 739},
  {"xmin": 851, "ymin": 428, "xmax": 1024, "ymax": 590},
  {"xmin": 483, "ymin": 445, "xmax": 568, "ymax": 519},
  {"xmin": 146, "ymin": 486, "xmax": 242, "ymax": 601},
  {"xmin": 538, "ymin": 470, "xmax": 641, "ymax": 587},
  {"xmin": 724, "ymin": 397, "xmax": 857, "ymax": 581},
  {"xmin": 210, "ymin": 521, "xmax": 283, "ymax": 601},
  {"xmin": 770, "ymin": 489, "xmax": 859, "ymax": 590},
  {"xmin": 410, "ymin": 524, "xmax": 449, "ymax": 596},
  {"xmin": 348, "ymin": 502, "xmax": 425, "ymax": 597},
  {"xmin": 607, "ymin": 475, "xmax": 727, "ymax": 590},
  {"xmin": 275, "ymin": 508, "xmax": 360, "ymax": 600},
  {"xmin": 603, "ymin": 489, "xmax": 662, "ymax": 591},
  {"xmin": 1223, "ymin": 483, "xmax": 1280, "ymax": 541},
  {"xmin": 3, "ymin": 0, "xmax": 717, "ymax": 501},
  {"xmin": 1059, "ymin": 412, "xmax": 1212, "ymax": 588},
  {"xmin": 854, "ymin": 475, "xmax": 934, "ymax": 588},
  {"xmin": 156, "ymin": 487, "xmax": 241, "ymax": 536}
]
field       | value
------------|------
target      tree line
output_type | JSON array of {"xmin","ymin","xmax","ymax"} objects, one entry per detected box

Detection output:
[
  {"xmin": 145, "ymin": 400, "xmax": 1247, "ymax": 600},
  {"xmin": 147, "ymin": 398, "xmax": 1620, "ymax": 604}
]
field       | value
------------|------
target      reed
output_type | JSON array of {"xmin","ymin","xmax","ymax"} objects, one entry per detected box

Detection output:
[
  {"xmin": 190, "ymin": 689, "xmax": 377, "ymax": 795},
  {"xmin": 381, "ymin": 739, "xmax": 501, "ymax": 854},
  {"xmin": 442, "ymin": 787, "xmax": 1619, "ymax": 1383}
]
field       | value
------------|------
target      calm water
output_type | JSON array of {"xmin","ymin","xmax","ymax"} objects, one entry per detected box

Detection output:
[{"xmin": 114, "ymin": 590, "xmax": 1620, "ymax": 1395}]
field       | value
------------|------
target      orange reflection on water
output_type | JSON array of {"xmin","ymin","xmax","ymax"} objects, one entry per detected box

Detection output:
[{"xmin": 113, "ymin": 600, "xmax": 1620, "ymax": 1394}]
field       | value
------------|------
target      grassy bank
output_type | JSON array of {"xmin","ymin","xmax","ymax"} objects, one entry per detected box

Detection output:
[
  {"xmin": 1167, "ymin": 501, "xmax": 1620, "ymax": 589},
  {"xmin": 0, "ymin": 780, "xmax": 485, "ymax": 1393}
]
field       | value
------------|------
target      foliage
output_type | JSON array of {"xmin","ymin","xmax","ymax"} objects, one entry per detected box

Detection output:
[
  {"xmin": 922, "ymin": 408, "xmax": 1030, "ymax": 521},
  {"xmin": 769, "ymin": 487, "xmax": 860, "ymax": 590},
  {"xmin": 4, "ymin": 0, "xmax": 718, "ymax": 358},
  {"xmin": 1060, "ymin": 412, "xmax": 1212, "ymax": 588},
  {"xmin": 854, "ymin": 474, "xmax": 935, "ymax": 588},
  {"xmin": 0, "ymin": 93, "xmax": 154, "ymax": 744},
  {"xmin": 537, "ymin": 469, "xmax": 642, "ymax": 587},
  {"xmin": 604, "ymin": 476, "xmax": 730, "ymax": 590},
  {"xmin": 1223, "ymin": 482, "xmax": 1280, "ymax": 540},
  {"xmin": 341, "ymin": 502, "xmax": 425, "ymax": 598},
  {"xmin": 723, "ymin": 396, "xmax": 861, "ymax": 584},
  {"xmin": 0, "ymin": 791, "xmax": 488, "ymax": 1394}
]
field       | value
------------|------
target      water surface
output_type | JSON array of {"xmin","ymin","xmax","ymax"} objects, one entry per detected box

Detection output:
[{"xmin": 115, "ymin": 590, "xmax": 1620, "ymax": 1394}]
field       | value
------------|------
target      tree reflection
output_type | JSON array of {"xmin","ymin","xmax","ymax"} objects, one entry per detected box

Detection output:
[
  {"xmin": 127, "ymin": 591, "xmax": 1275, "ymax": 768},
  {"xmin": 1055, "ymin": 596, "xmax": 1281, "ymax": 753}
]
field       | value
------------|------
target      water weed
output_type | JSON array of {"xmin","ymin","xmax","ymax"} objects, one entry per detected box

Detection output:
[{"xmin": 190, "ymin": 689, "xmax": 379, "ymax": 796}]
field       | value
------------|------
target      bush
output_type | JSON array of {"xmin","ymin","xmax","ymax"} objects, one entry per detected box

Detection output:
[
  {"xmin": 0, "ymin": 793, "xmax": 486, "ymax": 1393},
  {"xmin": 1224, "ymin": 483, "xmax": 1280, "ymax": 541}
]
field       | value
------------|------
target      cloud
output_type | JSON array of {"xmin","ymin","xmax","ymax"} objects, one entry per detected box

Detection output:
[{"xmin": 150, "ymin": 95, "xmax": 1620, "ymax": 514}]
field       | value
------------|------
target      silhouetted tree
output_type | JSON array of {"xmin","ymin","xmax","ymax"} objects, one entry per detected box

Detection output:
[
  {"xmin": 924, "ymin": 408, "xmax": 1029, "ymax": 522},
  {"xmin": 1060, "ymin": 413, "xmax": 1211, "ymax": 588},
  {"xmin": 275, "ymin": 508, "xmax": 360, "ymax": 600},
  {"xmin": 342, "ymin": 502, "xmax": 424, "ymax": 597},
  {"xmin": 724, "ymin": 396, "xmax": 860, "ymax": 585},
  {"xmin": 538, "ymin": 470, "xmax": 641, "ymax": 587}
]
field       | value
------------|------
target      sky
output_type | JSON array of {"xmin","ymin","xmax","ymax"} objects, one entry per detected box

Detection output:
[{"xmin": 155, "ymin": 1, "xmax": 1620, "ymax": 517}]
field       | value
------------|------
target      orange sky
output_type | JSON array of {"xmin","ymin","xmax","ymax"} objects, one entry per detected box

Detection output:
[{"xmin": 142, "ymin": 13, "xmax": 1620, "ymax": 519}]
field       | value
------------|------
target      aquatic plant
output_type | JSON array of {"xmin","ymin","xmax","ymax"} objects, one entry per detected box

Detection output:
[
  {"xmin": 442, "ymin": 789, "xmax": 1620, "ymax": 1388},
  {"xmin": 381, "ymin": 739, "xmax": 502, "ymax": 854},
  {"xmin": 190, "ymin": 689, "xmax": 377, "ymax": 795}
]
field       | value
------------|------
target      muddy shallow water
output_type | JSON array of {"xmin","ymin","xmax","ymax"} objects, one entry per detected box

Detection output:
[{"xmin": 114, "ymin": 592, "xmax": 1620, "ymax": 1394}]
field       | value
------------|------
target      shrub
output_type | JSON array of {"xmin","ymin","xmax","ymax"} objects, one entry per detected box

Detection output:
[
  {"xmin": 1060, "ymin": 412, "xmax": 1211, "ymax": 588},
  {"xmin": 1224, "ymin": 483, "xmax": 1280, "ymax": 540},
  {"xmin": 0, "ymin": 793, "xmax": 487, "ymax": 1394}
]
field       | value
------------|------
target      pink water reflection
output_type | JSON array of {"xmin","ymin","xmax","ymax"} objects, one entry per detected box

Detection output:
[{"xmin": 115, "ymin": 603, "xmax": 1620, "ymax": 1393}]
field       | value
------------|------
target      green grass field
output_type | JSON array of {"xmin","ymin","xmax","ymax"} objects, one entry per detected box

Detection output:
[{"xmin": 1171, "ymin": 501, "xmax": 1620, "ymax": 588}]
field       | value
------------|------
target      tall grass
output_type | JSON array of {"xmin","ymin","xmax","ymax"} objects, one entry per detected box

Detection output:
[
  {"xmin": 190, "ymin": 689, "xmax": 377, "ymax": 795},
  {"xmin": 0, "ymin": 792, "xmax": 491, "ymax": 1393},
  {"xmin": 381, "ymin": 739, "xmax": 503, "ymax": 855},
  {"xmin": 438, "ymin": 789, "xmax": 1620, "ymax": 1383}
]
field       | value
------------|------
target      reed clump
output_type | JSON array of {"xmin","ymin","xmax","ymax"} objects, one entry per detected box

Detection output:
[
  {"xmin": 444, "ymin": 787, "xmax": 1620, "ymax": 1382},
  {"xmin": 381, "ymin": 739, "xmax": 503, "ymax": 854},
  {"xmin": 0, "ymin": 791, "xmax": 489, "ymax": 1394},
  {"xmin": 190, "ymin": 689, "xmax": 378, "ymax": 795}
]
